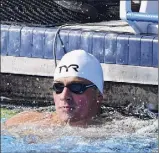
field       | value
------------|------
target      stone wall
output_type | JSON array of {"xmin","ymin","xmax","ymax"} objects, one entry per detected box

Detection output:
[{"xmin": 1, "ymin": 73, "xmax": 158, "ymax": 111}]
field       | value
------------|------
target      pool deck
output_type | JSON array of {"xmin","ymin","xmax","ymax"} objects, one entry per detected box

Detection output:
[{"xmin": 60, "ymin": 20, "xmax": 135, "ymax": 33}]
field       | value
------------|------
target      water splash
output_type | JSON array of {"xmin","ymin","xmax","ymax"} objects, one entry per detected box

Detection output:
[{"xmin": 1, "ymin": 105, "xmax": 158, "ymax": 152}]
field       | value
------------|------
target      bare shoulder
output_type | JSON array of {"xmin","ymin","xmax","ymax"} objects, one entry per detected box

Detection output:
[{"xmin": 5, "ymin": 111, "xmax": 44, "ymax": 127}]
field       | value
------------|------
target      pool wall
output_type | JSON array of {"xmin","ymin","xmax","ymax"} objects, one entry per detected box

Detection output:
[
  {"xmin": 0, "ymin": 23, "xmax": 158, "ymax": 110},
  {"xmin": 1, "ymin": 73, "xmax": 158, "ymax": 110}
]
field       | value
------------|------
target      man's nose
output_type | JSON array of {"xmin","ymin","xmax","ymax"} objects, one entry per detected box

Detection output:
[{"xmin": 60, "ymin": 87, "xmax": 72, "ymax": 101}]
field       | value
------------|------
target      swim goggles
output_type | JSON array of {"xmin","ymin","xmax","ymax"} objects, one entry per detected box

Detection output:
[{"xmin": 52, "ymin": 82, "xmax": 96, "ymax": 94}]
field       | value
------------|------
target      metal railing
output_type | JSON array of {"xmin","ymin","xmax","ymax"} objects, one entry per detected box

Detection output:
[{"xmin": 120, "ymin": 0, "xmax": 158, "ymax": 34}]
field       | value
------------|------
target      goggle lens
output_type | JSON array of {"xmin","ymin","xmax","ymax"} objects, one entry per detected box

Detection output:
[{"xmin": 52, "ymin": 83, "xmax": 96, "ymax": 94}]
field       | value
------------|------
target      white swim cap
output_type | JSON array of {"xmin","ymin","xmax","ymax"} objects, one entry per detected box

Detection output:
[{"xmin": 54, "ymin": 50, "xmax": 104, "ymax": 94}]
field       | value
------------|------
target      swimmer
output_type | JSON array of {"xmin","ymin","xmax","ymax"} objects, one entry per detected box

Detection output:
[{"xmin": 5, "ymin": 50, "xmax": 104, "ymax": 127}]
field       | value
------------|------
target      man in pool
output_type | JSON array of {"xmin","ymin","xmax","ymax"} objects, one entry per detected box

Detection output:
[{"xmin": 5, "ymin": 50, "xmax": 104, "ymax": 127}]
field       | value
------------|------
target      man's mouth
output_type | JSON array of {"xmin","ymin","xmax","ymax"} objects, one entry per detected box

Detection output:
[{"xmin": 61, "ymin": 106, "xmax": 75, "ymax": 111}]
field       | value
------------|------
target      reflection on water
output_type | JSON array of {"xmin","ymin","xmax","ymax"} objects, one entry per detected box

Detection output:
[{"xmin": 1, "ymin": 109, "xmax": 158, "ymax": 153}]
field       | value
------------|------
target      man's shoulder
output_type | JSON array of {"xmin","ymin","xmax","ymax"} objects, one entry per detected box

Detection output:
[
  {"xmin": 5, "ymin": 111, "xmax": 60, "ymax": 127},
  {"xmin": 5, "ymin": 111, "xmax": 45, "ymax": 127}
]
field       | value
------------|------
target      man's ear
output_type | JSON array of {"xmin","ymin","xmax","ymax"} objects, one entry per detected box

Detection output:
[
  {"xmin": 96, "ymin": 92, "xmax": 103, "ymax": 115},
  {"xmin": 98, "ymin": 94, "xmax": 103, "ymax": 103},
  {"xmin": 96, "ymin": 90, "xmax": 103, "ymax": 103}
]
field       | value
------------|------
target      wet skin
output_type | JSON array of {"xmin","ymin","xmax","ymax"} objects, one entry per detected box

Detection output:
[
  {"xmin": 53, "ymin": 77, "xmax": 103, "ymax": 126},
  {"xmin": 4, "ymin": 77, "xmax": 103, "ymax": 127}
]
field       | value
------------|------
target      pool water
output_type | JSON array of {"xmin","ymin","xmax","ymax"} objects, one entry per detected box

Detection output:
[
  {"xmin": 1, "ymin": 114, "xmax": 158, "ymax": 153},
  {"xmin": 1, "ymin": 135, "xmax": 158, "ymax": 153}
]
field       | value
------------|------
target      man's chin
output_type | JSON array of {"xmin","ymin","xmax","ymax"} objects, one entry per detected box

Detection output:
[{"xmin": 59, "ymin": 114, "xmax": 74, "ymax": 122}]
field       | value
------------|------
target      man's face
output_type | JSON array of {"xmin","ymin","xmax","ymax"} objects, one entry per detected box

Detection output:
[{"xmin": 53, "ymin": 77, "xmax": 102, "ymax": 123}]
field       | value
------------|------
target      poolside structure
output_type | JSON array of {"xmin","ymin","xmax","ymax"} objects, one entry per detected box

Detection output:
[{"xmin": 1, "ymin": 0, "xmax": 158, "ymax": 111}]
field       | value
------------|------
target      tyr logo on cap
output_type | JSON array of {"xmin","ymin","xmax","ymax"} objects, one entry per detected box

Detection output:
[{"xmin": 59, "ymin": 64, "xmax": 79, "ymax": 73}]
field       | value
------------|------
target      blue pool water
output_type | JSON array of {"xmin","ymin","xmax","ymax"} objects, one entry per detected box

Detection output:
[
  {"xmin": 1, "ymin": 117, "xmax": 158, "ymax": 153},
  {"xmin": 1, "ymin": 135, "xmax": 158, "ymax": 153}
]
